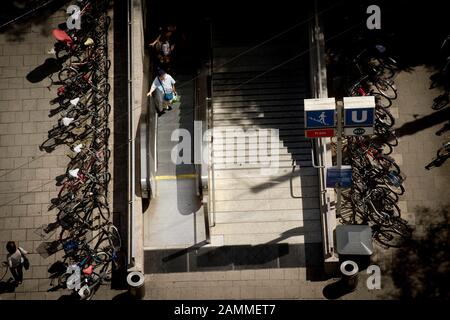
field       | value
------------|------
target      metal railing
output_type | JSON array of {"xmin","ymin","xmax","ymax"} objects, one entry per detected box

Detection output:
[
  {"xmin": 195, "ymin": 63, "xmax": 214, "ymax": 243},
  {"xmin": 309, "ymin": 0, "xmax": 338, "ymax": 272}
]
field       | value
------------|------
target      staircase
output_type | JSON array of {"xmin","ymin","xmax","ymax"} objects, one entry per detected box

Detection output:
[{"xmin": 209, "ymin": 19, "xmax": 322, "ymax": 248}]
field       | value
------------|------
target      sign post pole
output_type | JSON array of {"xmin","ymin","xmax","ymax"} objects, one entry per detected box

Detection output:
[{"xmin": 336, "ymin": 100, "xmax": 343, "ymax": 218}]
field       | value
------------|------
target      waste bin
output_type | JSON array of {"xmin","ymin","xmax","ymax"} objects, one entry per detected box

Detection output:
[
  {"xmin": 127, "ymin": 271, "xmax": 145, "ymax": 299},
  {"xmin": 340, "ymin": 260, "xmax": 359, "ymax": 291}
]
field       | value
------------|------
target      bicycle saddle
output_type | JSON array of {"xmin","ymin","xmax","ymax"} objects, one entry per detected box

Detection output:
[{"xmin": 52, "ymin": 29, "xmax": 73, "ymax": 44}]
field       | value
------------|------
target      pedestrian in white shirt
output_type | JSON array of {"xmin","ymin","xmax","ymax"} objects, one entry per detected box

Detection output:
[{"xmin": 147, "ymin": 68, "xmax": 177, "ymax": 117}]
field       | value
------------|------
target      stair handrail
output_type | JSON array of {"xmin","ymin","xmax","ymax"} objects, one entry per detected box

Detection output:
[{"xmin": 309, "ymin": 0, "xmax": 338, "ymax": 273}]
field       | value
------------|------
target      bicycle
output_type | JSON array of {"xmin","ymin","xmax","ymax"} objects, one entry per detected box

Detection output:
[
  {"xmin": 372, "ymin": 223, "xmax": 412, "ymax": 248},
  {"xmin": 425, "ymin": 141, "xmax": 450, "ymax": 170}
]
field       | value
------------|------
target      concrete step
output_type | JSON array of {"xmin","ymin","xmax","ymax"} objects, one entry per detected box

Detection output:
[
  {"xmin": 212, "ymin": 174, "xmax": 319, "ymax": 189},
  {"xmin": 211, "ymin": 126, "xmax": 306, "ymax": 137},
  {"xmin": 213, "ymin": 111, "xmax": 304, "ymax": 121},
  {"xmin": 213, "ymin": 208, "xmax": 320, "ymax": 224},
  {"xmin": 213, "ymin": 63, "xmax": 304, "ymax": 74},
  {"xmin": 213, "ymin": 99, "xmax": 302, "ymax": 108},
  {"xmin": 213, "ymin": 93, "xmax": 305, "ymax": 103},
  {"xmin": 210, "ymin": 123, "xmax": 305, "ymax": 130},
  {"xmin": 213, "ymin": 167, "xmax": 317, "ymax": 178},
  {"xmin": 214, "ymin": 81, "xmax": 305, "ymax": 91},
  {"xmin": 213, "ymin": 195, "xmax": 320, "ymax": 211},
  {"xmin": 219, "ymin": 231, "xmax": 323, "ymax": 246},
  {"xmin": 212, "ymin": 105, "xmax": 303, "ymax": 114},
  {"xmin": 212, "ymin": 139, "xmax": 311, "ymax": 149},
  {"xmin": 212, "ymin": 149, "xmax": 312, "ymax": 162},
  {"xmin": 213, "ymin": 117, "xmax": 303, "ymax": 126},
  {"xmin": 212, "ymin": 160, "xmax": 312, "ymax": 169},
  {"xmin": 213, "ymin": 87, "xmax": 303, "ymax": 98},
  {"xmin": 213, "ymin": 186, "xmax": 320, "ymax": 201},
  {"xmin": 213, "ymin": 148, "xmax": 311, "ymax": 158},
  {"xmin": 211, "ymin": 219, "xmax": 322, "ymax": 235},
  {"xmin": 212, "ymin": 69, "xmax": 304, "ymax": 81},
  {"xmin": 212, "ymin": 45, "xmax": 300, "ymax": 57}
]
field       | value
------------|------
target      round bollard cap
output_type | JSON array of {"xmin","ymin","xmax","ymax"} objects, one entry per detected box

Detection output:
[
  {"xmin": 127, "ymin": 271, "xmax": 145, "ymax": 287},
  {"xmin": 340, "ymin": 260, "xmax": 359, "ymax": 276}
]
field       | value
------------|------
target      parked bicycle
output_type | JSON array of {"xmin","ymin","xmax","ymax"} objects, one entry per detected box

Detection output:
[{"xmin": 425, "ymin": 141, "xmax": 450, "ymax": 170}]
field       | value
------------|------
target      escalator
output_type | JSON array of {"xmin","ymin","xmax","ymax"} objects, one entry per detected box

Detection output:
[{"xmin": 143, "ymin": 73, "xmax": 207, "ymax": 250}]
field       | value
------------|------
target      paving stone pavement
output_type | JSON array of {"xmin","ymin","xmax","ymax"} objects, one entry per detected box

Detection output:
[
  {"xmin": 0, "ymin": 4, "xmax": 118, "ymax": 300},
  {"xmin": 365, "ymin": 66, "xmax": 450, "ymax": 299}
]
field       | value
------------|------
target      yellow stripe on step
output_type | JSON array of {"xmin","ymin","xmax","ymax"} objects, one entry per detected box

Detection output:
[{"xmin": 155, "ymin": 174, "xmax": 197, "ymax": 180}]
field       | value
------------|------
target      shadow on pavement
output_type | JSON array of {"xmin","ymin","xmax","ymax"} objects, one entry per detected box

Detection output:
[
  {"xmin": 322, "ymin": 279, "xmax": 357, "ymax": 300},
  {"xmin": 0, "ymin": 0, "xmax": 71, "ymax": 40},
  {"xmin": 0, "ymin": 278, "xmax": 16, "ymax": 294},
  {"xmin": 396, "ymin": 107, "xmax": 450, "ymax": 138},
  {"xmin": 26, "ymin": 57, "xmax": 64, "ymax": 83},
  {"xmin": 111, "ymin": 291, "xmax": 136, "ymax": 301},
  {"xmin": 57, "ymin": 292, "xmax": 80, "ymax": 300},
  {"xmin": 387, "ymin": 205, "xmax": 450, "ymax": 300}
]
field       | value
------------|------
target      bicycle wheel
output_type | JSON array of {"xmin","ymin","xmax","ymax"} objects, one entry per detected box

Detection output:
[
  {"xmin": 371, "ymin": 197, "xmax": 402, "ymax": 227},
  {"xmin": 437, "ymin": 147, "xmax": 450, "ymax": 158},
  {"xmin": 375, "ymin": 106, "xmax": 395, "ymax": 128},
  {"xmin": 383, "ymin": 172, "xmax": 405, "ymax": 195},
  {"xmin": 377, "ymin": 57, "xmax": 398, "ymax": 79},
  {"xmin": 374, "ymin": 78, "xmax": 398, "ymax": 100},
  {"xmin": 377, "ymin": 155, "xmax": 401, "ymax": 175},
  {"xmin": 375, "ymin": 129, "xmax": 398, "ymax": 147},
  {"xmin": 432, "ymin": 93, "xmax": 450, "ymax": 110},
  {"xmin": 92, "ymin": 252, "xmax": 110, "ymax": 268},
  {"xmin": 58, "ymin": 68, "xmax": 78, "ymax": 83},
  {"xmin": 39, "ymin": 137, "xmax": 59, "ymax": 153},
  {"xmin": 107, "ymin": 224, "xmax": 121, "ymax": 249},
  {"xmin": 374, "ymin": 228, "xmax": 410, "ymax": 248},
  {"xmin": 371, "ymin": 91, "xmax": 393, "ymax": 108},
  {"xmin": 91, "ymin": 201, "xmax": 110, "ymax": 222},
  {"xmin": 371, "ymin": 138, "xmax": 394, "ymax": 155},
  {"xmin": 375, "ymin": 185, "xmax": 400, "ymax": 203}
]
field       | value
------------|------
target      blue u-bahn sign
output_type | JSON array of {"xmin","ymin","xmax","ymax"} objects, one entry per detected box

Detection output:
[
  {"xmin": 344, "ymin": 108, "xmax": 374, "ymax": 127},
  {"xmin": 343, "ymin": 96, "xmax": 376, "ymax": 136}
]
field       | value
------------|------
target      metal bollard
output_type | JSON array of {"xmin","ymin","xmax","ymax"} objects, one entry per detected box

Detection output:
[
  {"xmin": 340, "ymin": 260, "xmax": 359, "ymax": 291},
  {"xmin": 127, "ymin": 271, "xmax": 145, "ymax": 299}
]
